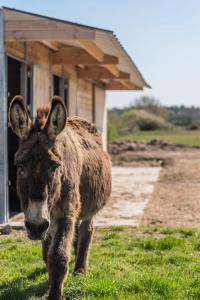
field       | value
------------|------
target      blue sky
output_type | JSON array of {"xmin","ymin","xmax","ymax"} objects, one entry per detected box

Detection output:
[{"xmin": 1, "ymin": 0, "xmax": 200, "ymax": 108}]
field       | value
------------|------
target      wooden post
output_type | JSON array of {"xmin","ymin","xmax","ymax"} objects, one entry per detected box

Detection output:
[{"xmin": 0, "ymin": 10, "xmax": 8, "ymax": 223}]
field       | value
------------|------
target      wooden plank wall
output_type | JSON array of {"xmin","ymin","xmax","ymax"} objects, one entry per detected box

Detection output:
[
  {"xmin": 77, "ymin": 79, "xmax": 93, "ymax": 122},
  {"xmin": 6, "ymin": 42, "xmax": 51, "ymax": 108}
]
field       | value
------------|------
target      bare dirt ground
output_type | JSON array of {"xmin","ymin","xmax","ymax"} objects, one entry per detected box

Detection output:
[
  {"xmin": 109, "ymin": 140, "xmax": 200, "ymax": 228},
  {"xmin": 141, "ymin": 148, "xmax": 200, "ymax": 228}
]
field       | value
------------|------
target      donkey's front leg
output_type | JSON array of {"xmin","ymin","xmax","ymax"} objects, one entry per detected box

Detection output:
[
  {"xmin": 42, "ymin": 233, "xmax": 52, "ymax": 266},
  {"xmin": 47, "ymin": 218, "xmax": 75, "ymax": 300}
]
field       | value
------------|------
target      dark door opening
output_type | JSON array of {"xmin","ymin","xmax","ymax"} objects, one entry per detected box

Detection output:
[
  {"xmin": 26, "ymin": 65, "xmax": 33, "ymax": 118},
  {"xmin": 53, "ymin": 74, "xmax": 69, "ymax": 109},
  {"xmin": 7, "ymin": 57, "xmax": 22, "ymax": 216},
  {"xmin": 7, "ymin": 57, "xmax": 33, "ymax": 217}
]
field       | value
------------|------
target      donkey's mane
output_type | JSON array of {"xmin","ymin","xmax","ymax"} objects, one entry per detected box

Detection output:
[{"xmin": 35, "ymin": 107, "xmax": 50, "ymax": 130}]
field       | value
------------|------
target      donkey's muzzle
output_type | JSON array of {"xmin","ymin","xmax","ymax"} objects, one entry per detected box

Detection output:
[{"xmin": 25, "ymin": 220, "xmax": 49, "ymax": 240}]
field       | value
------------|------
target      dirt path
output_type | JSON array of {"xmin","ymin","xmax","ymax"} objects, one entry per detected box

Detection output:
[
  {"xmin": 109, "ymin": 141, "xmax": 200, "ymax": 228},
  {"xmin": 141, "ymin": 149, "xmax": 200, "ymax": 228},
  {"xmin": 94, "ymin": 166, "xmax": 160, "ymax": 226}
]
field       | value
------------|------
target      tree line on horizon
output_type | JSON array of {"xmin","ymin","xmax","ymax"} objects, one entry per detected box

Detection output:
[{"xmin": 108, "ymin": 96, "xmax": 200, "ymax": 140}]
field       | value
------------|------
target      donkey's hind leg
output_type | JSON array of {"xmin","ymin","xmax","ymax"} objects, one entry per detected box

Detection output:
[{"xmin": 74, "ymin": 219, "xmax": 93, "ymax": 275}]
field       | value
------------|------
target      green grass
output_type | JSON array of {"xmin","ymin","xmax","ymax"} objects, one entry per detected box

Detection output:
[
  {"xmin": 114, "ymin": 129, "xmax": 200, "ymax": 146},
  {"xmin": 1, "ymin": 226, "xmax": 200, "ymax": 299}
]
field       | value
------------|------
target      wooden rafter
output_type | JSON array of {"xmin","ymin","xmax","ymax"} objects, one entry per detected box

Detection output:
[
  {"xmin": 41, "ymin": 41, "xmax": 59, "ymax": 51},
  {"xmin": 77, "ymin": 66, "xmax": 130, "ymax": 80},
  {"xmin": 117, "ymin": 80, "xmax": 142, "ymax": 90},
  {"xmin": 105, "ymin": 80, "xmax": 142, "ymax": 90},
  {"xmin": 78, "ymin": 41, "xmax": 121, "ymax": 76},
  {"xmin": 104, "ymin": 64, "xmax": 119, "ymax": 77},
  {"xmin": 78, "ymin": 40, "xmax": 104, "ymax": 62},
  {"xmin": 52, "ymin": 46, "xmax": 119, "ymax": 65},
  {"xmin": 105, "ymin": 81, "xmax": 129, "ymax": 90}
]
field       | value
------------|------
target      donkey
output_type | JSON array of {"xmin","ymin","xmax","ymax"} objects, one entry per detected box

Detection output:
[{"xmin": 9, "ymin": 95, "xmax": 112, "ymax": 300}]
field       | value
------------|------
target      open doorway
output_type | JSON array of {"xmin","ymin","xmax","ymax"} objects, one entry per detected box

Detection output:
[
  {"xmin": 7, "ymin": 56, "xmax": 33, "ymax": 217},
  {"xmin": 52, "ymin": 74, "xmax": 69, "ymax": 109}
]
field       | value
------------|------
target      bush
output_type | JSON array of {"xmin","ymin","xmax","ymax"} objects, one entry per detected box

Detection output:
[
  {"xmin": 119, "ymin": 109, "xmax": 172, "ymax": 134},
  {"xmin": 134, "ymin": 96, "xmax": 170, "ymax": 120},
  {"xmin": 188, "ymin": 122, "xmax": 200, "ymax": 130}
]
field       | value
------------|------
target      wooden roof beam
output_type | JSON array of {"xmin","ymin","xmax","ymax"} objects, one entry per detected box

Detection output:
[
  {"xmin": 105, "ymin": 81, "xmax": 129, "ymax": 90},
  {"xmin": 79, "ymin": 43, "xmax": 120, "ymax": 75},
  {"xmin": 117, "ymin": 79, "xmax": 142, "ymax": 90},
  {"xmin": 41, "ymin": 41, "xmax": 60, "ymax": 51},
  {"xmin": 52, "ymin": 46, "xmax": 119, "ymax": 65},
  {"xmin": 78, "ymin": 40, "xmax": 104, "ymax": 62},
  {"xmin": 77, "ymin": 66, "xmax": 130, "ymax": 80},
  {"xmin": 79, "ymin": 40, "xmax": 120, "ymax": 76},
  {"xmin": 104, "ymin": 64, "xmax": 119, "ymax": 77},
  {"xmin": 105, "ymin": 79, "xmax": 142, "ymax": 90},
  {"xmin": 4, "ymin": 20, "xmax": 95, "ymax": 41}
]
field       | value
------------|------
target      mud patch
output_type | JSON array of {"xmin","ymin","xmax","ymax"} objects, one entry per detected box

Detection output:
[{"xmin": 94, "ymin": 166, "xmax": 161, "ymax": 226}]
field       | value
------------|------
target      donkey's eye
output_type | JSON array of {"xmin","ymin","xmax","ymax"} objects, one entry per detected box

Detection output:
[{"xmin": 17, "ymin": 165, "xmax": 25, "ymax": 176}]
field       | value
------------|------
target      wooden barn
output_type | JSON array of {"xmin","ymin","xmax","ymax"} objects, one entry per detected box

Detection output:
[{"xmin": 0, "ymin": 7, "xmax": 149, "ymax": 223}]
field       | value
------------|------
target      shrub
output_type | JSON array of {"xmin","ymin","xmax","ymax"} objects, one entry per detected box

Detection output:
[
  {"xmin": 134, "ymin": 96, "xmax": 170, "ymax": 120},
  {"xmin": 188, "ymin": 122, "xmax": 200, "ymax": 130},
  {"xmin": 119, "ymin": 109, "xmax": 172, "ymax": 133}
]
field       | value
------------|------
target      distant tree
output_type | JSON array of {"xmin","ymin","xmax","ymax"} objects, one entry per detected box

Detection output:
[
  {"xmin": 133, "ymin": 96, "xmax": 169, "ymax": 120},
  {"xmin": 168, "ymin": 105, "xmax": 200, "ymax": 126},
  {"xmin": 134, "ymin": 96, "xmax": 160, "ymax": 108}
]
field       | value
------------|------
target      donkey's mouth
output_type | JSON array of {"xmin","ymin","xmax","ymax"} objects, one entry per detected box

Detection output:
[{"xmin": 27, "ymin": 233, "xmax": 44, "ymax": 240}]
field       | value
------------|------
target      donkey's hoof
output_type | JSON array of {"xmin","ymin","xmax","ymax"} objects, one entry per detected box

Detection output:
[
  {"xmin": 73, "ymin": 267, "xmax": 86, "ymax": 276},
  {"xmin": 48, "ymin": 293, "xmax": 65, "ymax": 300},
  {"xmin": 48, "ymin": 296, "xmax": 65, "ymax": 300}
]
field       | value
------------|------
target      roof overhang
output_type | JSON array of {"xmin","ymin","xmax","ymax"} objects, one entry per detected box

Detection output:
[{"xmin": 2, "ymin": 6, "xmax": 150, "ymax": 91}]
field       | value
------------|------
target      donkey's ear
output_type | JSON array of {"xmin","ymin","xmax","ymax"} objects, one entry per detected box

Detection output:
[
  {"xmin": 44, "ymin": 96, "xmax": 67, "ymax": 140},
  {"xmin": 9, "ymin": 95, "xmax": 32, "ymax": 140}
]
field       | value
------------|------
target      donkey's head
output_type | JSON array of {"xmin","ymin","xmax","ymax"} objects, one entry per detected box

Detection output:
[{"xmin": 9, "ymin": 96, "xmax": 67, "ymax": 240}]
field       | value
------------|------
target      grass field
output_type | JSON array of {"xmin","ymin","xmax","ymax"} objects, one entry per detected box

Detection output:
[
  {"xmin": 114, "ymin": 129, "xmax": 200, "ymax": 146},
  {"xmin": 1, "ymin": 227, "xmax": 200, "ymax": 299}
]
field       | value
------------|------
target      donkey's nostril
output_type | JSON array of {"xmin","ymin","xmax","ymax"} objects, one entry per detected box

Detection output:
[
  {"xmin": 25, "ymin": 220, "xmax": 49, "ymax": 239},
  {"xmin": 38, "ymin": 220, "xmax": 49, "ymax": 233}
]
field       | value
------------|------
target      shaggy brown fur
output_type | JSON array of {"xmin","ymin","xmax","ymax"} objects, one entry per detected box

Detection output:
[{"xmin": 9, "ymin": 96, "xmax": 112, "ymax": 300}]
